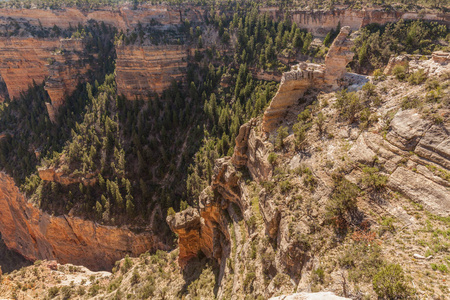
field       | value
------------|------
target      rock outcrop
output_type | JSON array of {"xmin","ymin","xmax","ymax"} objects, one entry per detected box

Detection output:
[
  {"xmin": 262, "ymin": 26, "xmax": 354, "ymax": 133},
  {"xmin": 115, "ymin": 45, "xmax": 188, "ymax": 99},
  {"xmin": 38, "ymin": 167, "xmax": 98, "ymax": 186},
  {"xmin": 0, "ymin": 172, "xmax": 168, "ymax": 271},
  {"xmin": 349, "ymin": 105, "xmax": 450, "ymax": 217},
  {"xmin": 384, "ymin": 51, "xmax": 449, "ymax": 76},
  {"xmin": 168, "ymin": 119, "xmax": 272, "ymax": 268}
]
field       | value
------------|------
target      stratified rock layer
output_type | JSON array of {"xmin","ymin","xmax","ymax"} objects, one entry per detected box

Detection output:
[
  {"xmin": 0, "ymin": 172, "xmax": 168, "ymax": 271},
  {"xmin": 115, "ymin": 45, "xmax": 188, "ymax": 99},
  {"xmin": 0, "ymin": 4, "xmax": 204, "ymax": 31},
  {"xmin": 262, "ymin": 26, "xmax": 354, "ymax": 133},
  {"xmin": 261, "ymin": 7, "xmax": 449, "ymax": 37},
  {"xmin": 0, "ymin": 38, "xmax": 59, "ymax": 99}
]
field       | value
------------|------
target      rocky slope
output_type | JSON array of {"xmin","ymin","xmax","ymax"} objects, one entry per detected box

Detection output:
[
  {"xmin": 0, "ymin": 172, "xmax": 169, "ymax": 271},
  {"xmin": 115, "ymin": 45, "xmax": 188, "ymax": 99},
  {"xmin": 166, "ymin": 52, "xmax": 450, "ymax": 299}
]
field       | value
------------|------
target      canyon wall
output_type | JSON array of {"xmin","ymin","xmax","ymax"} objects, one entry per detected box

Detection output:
[
  {"xmin": 45, "ymin": 38, "xmax": 90, "ymax": 122},
  {"xmin": 0, "ymin": 4, "xmax": 204, "ymax": 31},
  {"xmin": 0, "ymin": 172, "xmax": 169, "ymax": 271},
  {"xmin": 115, "ymin": 44, "xmax": 188, "ymax": 99},
  {"xmin": 0, "ymin": 37, "xmax": 88, "ymax": 106},
  {"xmin": 0, "ymin": 38, "xmax": 59, "ymax": 100},
  {"xmin": 262, "ymin": 26, "xmax": 354, "ymax": 133},
  {"xmin": 260, "ymin": 7, "xmax": 449, "ymax": 37}
]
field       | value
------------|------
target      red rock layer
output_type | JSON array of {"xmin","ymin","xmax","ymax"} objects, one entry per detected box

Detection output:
[
  {"xmin": 115, "ymin": 45, "xmax": 188, "ymax": 99},
  {"xmin": 260, "ymin": 8, "xmax": 449, "ymax": 37},
  {"xmin": 0, "ymin": 38, "xmax": 59, "ymax": 99},
  {"xmin": 0, "ymin": 4, "xmax": 204, "ymax": 31},
  {"xmin": 0, "ymin": 172, "xmax": 169, "ymax": 271}
]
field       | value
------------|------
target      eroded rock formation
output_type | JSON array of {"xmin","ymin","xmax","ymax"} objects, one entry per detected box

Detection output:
[
  {"xmin": 167, "ymin": 119, "xmax": 273, "ymax": 268},
  {"xmin": 0, "ymin": 172, "xmax": 168, "ymax": 271},
  {"xmin": 115, "ymin": 45, "xmax": 188, "ymax": 99},
  {"xmin": 262, "ymin": 26, "xmax": 354, "ymax": 133},
  {"xmin": 38, "ymin": 166, "xmax": 97, "ymax": 186}
]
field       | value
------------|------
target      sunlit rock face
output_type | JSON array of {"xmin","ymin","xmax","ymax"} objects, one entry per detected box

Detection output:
[
  {"xmin": 0, "ymin": 172, "xmax": 169, "ymax": 271},
  {"xmin": 262, "ymin": 26, "xmax": 354, "ymax": 133},
  {"xmin": 115, "ymin": 45, "xmax": 188, "ymax": 99}
]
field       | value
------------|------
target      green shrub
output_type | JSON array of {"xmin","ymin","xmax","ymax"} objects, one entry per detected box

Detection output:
[
  {"xmin": 401, "ymin": 96, "xmax": 421, "ymax": 110},
  {"xmin": 167, "ymin": 207, "xmax": 176, "ymax": 216},
  {"xmin": 243, "ymin": 272, "xmax": 256, "ymax": 291},
  {"xmin": 268, "ymin": 152, "xmax": 278, "ymax": 165},
  {"xmin": 279, "ymin": 180, "xmax": 293, "ymax": 193},
  {"xmin": 312, "ymin": 267, "xmax": 325, "ymax": 284},
  {"xmin": 326, "ymin": 175, "xmax": 360, "ymax": 230},
  {"xmin": 393, "ymin": 65, "xmax": 407, "ymax": 81},
  {"xmin": 361, "ymin": 166, "xmax": 388, "ymax": 191},
  {"xmin": 47, "ymin": 286, "xmax": 59, "ymax": 299},
  {"xmin": 275, "ymin": 126, "xmax": 289, "ymax": 150},
  {"xmin": 407, "ymin": 69, "xmax": 427, "ymax": 85},
  {"xmin": 373, "ymin": 264, "xmax": 413, "ymax": 299},
  {"xmin": 335, "ymin": 89, "xmax": 362, "ymax": 123},
  {"xmin": 60, "ymin": 286, "xmax": 72, "ymax": 300}
]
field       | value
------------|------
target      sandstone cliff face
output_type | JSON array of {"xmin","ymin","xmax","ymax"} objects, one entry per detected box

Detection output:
[
  {"xmin": 0, "ymin": 38, "xmax": 60, "ymax": 100},
  {"xmin": 0, "ymin": 4, "xmax": 204, "ymax": 31},
  {"xmin": 262, "ymin": 26, "xmax": 354, "ymax": 133},
  {"xmin": 0, "ymin": 172, "xmax": 168, "ymax": 271},
  {"xmin": 115, "ymin": 45, "xmax": 188, "ymax": 99},
  {"xmin": 167, "ymin": 118, "xmax": 273, "ymax": 268},
  {"xmin": 0, "ymin": 37, "xmax": 89, "ymax": 114},
  {"xmin": 265, "ymin": 8, "xmax": 450, "ymax": 37}
]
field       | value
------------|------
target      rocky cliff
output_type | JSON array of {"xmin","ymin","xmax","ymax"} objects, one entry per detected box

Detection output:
[
  {"xmin": 261, "ymin": 26, "xmax": 354, "ymax": 133},
  {"xmin": 115, "ymin": 45, "xmax": 188, "ymax": 99},
  {"xmin": 261, "ymin": 7, "xmax": 450, "ymax": 37},
  {"xmin": 0, "ymin": 172, "xmax": 169, "ymax": 271},
  {"xmin": 0, "ymin": 38, "xmax": 59, "ymax": 100},
  {"xmin": 0, "ymin": 37, "xmax": 89, "ymax": 112},
  {"xmin": 0, "ymin": 4, "xmax": 204, "ymax": 31}
]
